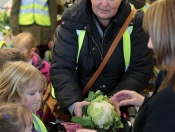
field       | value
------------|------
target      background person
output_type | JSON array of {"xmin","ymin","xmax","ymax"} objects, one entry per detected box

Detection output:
[
  {"xmin": 10, "ymin": 0, "xmax": 57, "ymax": 59},
  {"xmin": 12, "ymin": 32, "xmax": 51, "ymax": 84}
]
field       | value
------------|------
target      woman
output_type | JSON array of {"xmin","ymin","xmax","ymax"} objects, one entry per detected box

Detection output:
[{"xmin": 50, "ymin": 0, "xmax": 153, "ymax": 118}]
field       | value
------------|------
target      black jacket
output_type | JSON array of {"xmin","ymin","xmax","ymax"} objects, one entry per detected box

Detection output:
[
  {"xmin": 133, "ymin": 71, "xmax": 175, "ymax": 132},
  {"xmin": 50, "ymin": 0, "xmax": 153, "ymax": 112}
]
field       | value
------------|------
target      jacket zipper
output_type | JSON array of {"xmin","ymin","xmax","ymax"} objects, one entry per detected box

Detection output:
[
  {"xmin": 101, "ymin": 25, "xmax": 111, "ymax": 57},
  {"xmin": 91, "ymin": 36, "xmax": 103, "ymax": 61}
]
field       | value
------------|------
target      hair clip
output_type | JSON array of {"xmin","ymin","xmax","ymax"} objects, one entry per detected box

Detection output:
[{"xmin": 1, "ymin": 112, "xmax": 9, "ymax": 119}]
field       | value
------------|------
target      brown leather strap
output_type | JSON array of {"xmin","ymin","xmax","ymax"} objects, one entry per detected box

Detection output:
[{"xmin": 82, "ymin": 8, "xmax": 137, "ymax": 96}]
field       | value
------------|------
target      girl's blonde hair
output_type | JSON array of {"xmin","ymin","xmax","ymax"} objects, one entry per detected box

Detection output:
[
  {"xmin": 12, "ymin": 32, "xmax": 37, "ymax": 50},
  {"xmin": 143, "ymin": 0, "xmax": 175, "ymax": 91},
  {"xmin": 0, "ymin": 61, "xmax": 47, "ymax": 104},
  {"xmin": 0, "ymin": 103, "xmax": 32, "ymax": 132}
]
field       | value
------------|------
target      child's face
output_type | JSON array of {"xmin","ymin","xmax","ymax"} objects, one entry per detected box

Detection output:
[
  {"xmin": 14, "ymin": 44, "xmax": 33, "ymax": 62},
  {"xmin": 22, "ymin": 80, "xmax": 43, "ymax": 112}
]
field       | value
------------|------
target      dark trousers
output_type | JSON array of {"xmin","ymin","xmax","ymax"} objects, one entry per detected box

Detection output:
[{"xmin": 37, "ymin": 45, "xmax": 49, "ymax": 59}]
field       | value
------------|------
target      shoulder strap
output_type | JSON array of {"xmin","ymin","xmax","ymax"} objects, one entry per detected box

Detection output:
[{"xmin": 82, "ymin": 7, "xmax": 137, "ymax": 96}]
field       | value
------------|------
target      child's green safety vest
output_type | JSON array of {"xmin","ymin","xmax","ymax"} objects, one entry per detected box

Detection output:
[{"xmin": 32, "ymin": 113, "xmax": 47, "ymax": 132}]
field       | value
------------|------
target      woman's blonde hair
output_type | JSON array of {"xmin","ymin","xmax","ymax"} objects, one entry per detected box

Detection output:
[
  {"xmin": 0, "ymin": 61, "xmax": 47, "ymax": 104},
  {"xmin": 143, "ymin": 0, "xmax": 175, "ymax": 91},
  {"xmin": 12, "ymin": 32, "xmax": 37, "ymax": 50},
  {"xmin": 0, "ymin": 103, "xmax": 32, "ymax": 132}
]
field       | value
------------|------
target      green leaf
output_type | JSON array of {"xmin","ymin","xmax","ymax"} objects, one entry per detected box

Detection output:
[
  {"xmin": 71, "ymin": 116, "xmax": 95, "ymax": 128},
  {"xmin": 86, "ymin": 91, "xmax": 95, "ymax": 102},
  {"xmin": 94, "ymin": 90, "xmax": 103, "ymax": 98}
]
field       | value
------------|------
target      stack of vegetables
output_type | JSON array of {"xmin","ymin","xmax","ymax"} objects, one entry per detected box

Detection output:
[{"xmin": 71, "ymin": 90, "xmax": 123, "ymax": 131}]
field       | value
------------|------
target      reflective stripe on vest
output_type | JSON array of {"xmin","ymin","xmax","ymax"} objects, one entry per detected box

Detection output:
[
  {"xmin": 19, "ymin": 0, "xmax": 51, "ymax": 26},
  {"xmin": 123, "ymin": 26, "xmax": 133, "ymax": 71},
  {"xmin": 76, "ymin": 30, "xmax": 86, "ymax": 62},
  {"xmin": 0, "ymin": 41, "xmax": 8, "ymax": 49},
  {"xmin": 141, "ymin": 3, "xmax": 149, "ymax": 13},
  {"xmin": 122, "ymin": 4, "xmax": 134, "ymax": 71},
  {"xmin": 32, "ymin": 114, "xmax": 47, "ymax": 132},
  {"xmin": 51, "ymin": 83, "xmax": 55, "ymax": 98}
]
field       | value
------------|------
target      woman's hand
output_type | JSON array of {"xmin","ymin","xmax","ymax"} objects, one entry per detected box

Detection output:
[
  {"xmin": 74, "ymin": 101, "xmax": 90, "ymax": 117},
  {"xmin": 109, "ymin": 97, "xmax": 121, "ymax": 116},
  {"xmin": 112, "ymin": 90, "xmax": 145, "ymax": 108}
]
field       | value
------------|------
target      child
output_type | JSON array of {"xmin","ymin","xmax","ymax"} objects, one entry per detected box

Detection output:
[
  {"xmin": 0, "ymin": 61, "xmax": 47, "ymax": 132},
  {"xmin": 0, "ymin": 48, "xmax": 27, "ymax": 70},
  {"xmin": 12, "ymin": 32, "xmax": 55, "ymax": 126},
  {"xmin": 12, "ymin": 32, "xmax": 51, "ymax": 84},
  {"xmin": 0, "ymin": 103, "xmax": 33, "ymax": 132}
]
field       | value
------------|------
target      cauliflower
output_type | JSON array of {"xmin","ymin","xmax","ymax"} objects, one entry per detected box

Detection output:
[{"xmin": 71, "ymin": 90, "xmax": 123, "ymax": 131}]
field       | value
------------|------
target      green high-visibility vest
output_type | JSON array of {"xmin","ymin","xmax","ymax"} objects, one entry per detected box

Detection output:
[
  {"xmin": 77, "ymin": 25, "xmax": 133, "ymax": 72},
  {"xmin": 141, "ymin": 3, "xmax": 149, "ymax": 13},
  {"xmin": 19, "ymin": 0, "xmax": 51, "ymax": 26},
  {"xmin": 32, "ymin": 113, "xmax": 47, "ymax": 132}
]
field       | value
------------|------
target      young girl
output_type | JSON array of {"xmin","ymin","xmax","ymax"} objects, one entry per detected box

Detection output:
[
  {"xmin": 0, "ymin": 103, "xmax": 33, "ymax": 132},
  {"xmin": 12, "ymin": 32, "xmax": 55, "ymax": 126},
  {"xmin": 0, "ymin": 61, "xmax": 47, "ymax": 132},
  {"xmin": 12, "ymin": 32, "xmax": 50, "ymax": 84}
]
